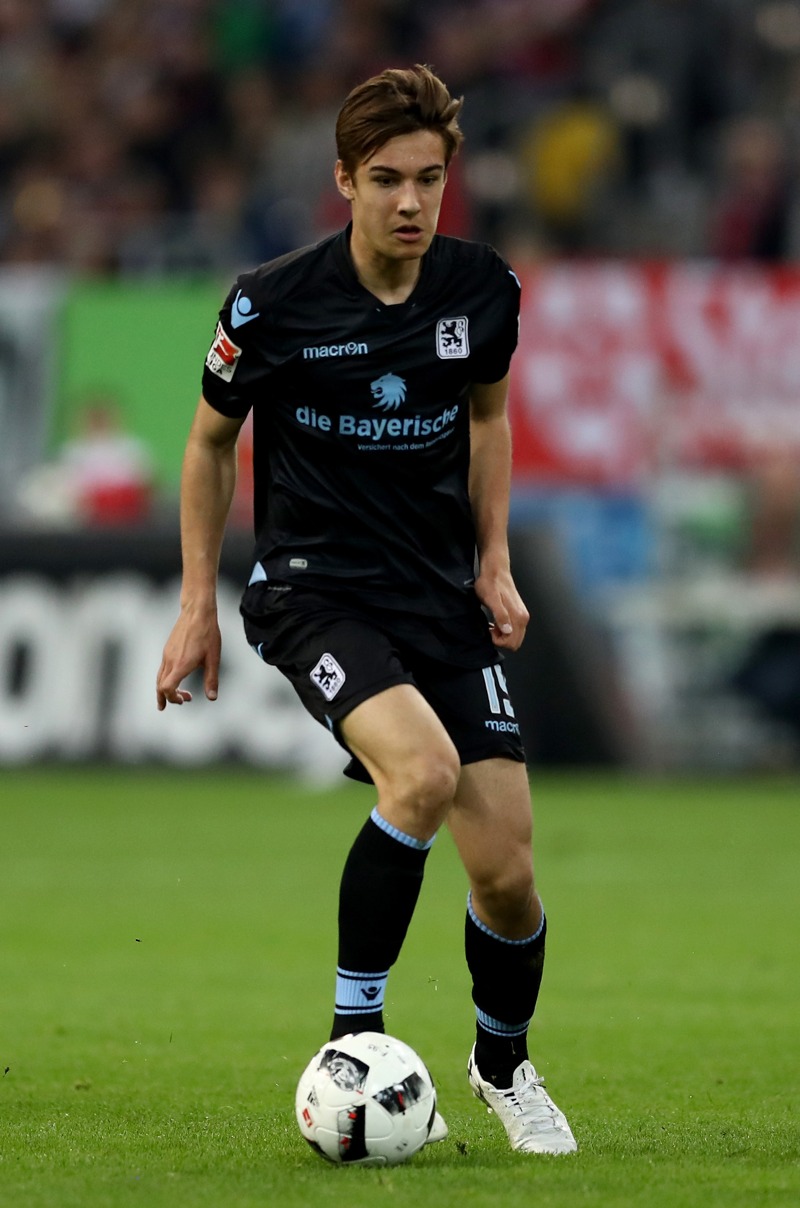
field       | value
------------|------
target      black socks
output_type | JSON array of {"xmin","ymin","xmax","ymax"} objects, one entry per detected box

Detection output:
[
  {"xmin": 465, "ymin": 892, "xmax": 547, "ymax": 1088},
  {"xmin": 329, "ymin": 810, "xmax": 547, "ymax": 1089},
  {"xmin": 331, "ymin": 808, "xmax": 433, "ymax": 1039}
]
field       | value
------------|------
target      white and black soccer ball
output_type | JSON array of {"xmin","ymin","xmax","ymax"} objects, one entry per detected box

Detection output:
[{"xmin": 295, "ymin": 1032, "xmax": 437, "ymax": 1166}]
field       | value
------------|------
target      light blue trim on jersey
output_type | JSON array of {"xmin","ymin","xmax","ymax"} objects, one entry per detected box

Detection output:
[
  {"xmin": 475, "ymin": 1007, "xmax": 529, "ymax": 1038},
  {"xmin": 370, "ymin": 806, "xmax": 435, "ymax": 851},
  {"xmin": 248, "ymin": 561, "xmax": 268, "ymax": 585},
  {"xmin": 467, "ymin": 891, "xmax": 545, "ymax": 945}
]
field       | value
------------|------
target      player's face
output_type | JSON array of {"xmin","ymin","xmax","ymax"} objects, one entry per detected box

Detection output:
[{"xmin": 335, "ymin": 129, "xmax": 448, "ymax": 266}]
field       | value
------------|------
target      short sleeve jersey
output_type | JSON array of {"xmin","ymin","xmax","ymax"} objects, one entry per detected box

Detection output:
[{"xmin": 202, "ymin": 225, "xmax": 521, "ymax": 616}]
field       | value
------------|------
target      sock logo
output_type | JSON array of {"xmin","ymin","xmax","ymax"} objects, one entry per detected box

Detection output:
[{"xmin": 335, "ymin": 967, "xmax": 388, "ymax": 1013}]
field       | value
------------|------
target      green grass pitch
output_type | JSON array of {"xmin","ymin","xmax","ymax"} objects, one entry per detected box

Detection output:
[{"xmin": 1, "ymin": 768, "xmax": 798, "ymax": 1207}]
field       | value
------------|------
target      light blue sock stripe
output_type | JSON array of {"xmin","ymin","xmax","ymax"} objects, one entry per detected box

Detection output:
[
  {"xmin": 336, "ymin": 966, "xmax": 389, "ymax": 980},
  {"xmin": 335, "ymin": 968, "xmax": 389, "ymax": 1012},
  {"xmin": 334, "ymin": 1003, "xmax": 386, "ymax": 1016},
  {"xmin": 467, "ymin": 891, "xmax": 545, "ymax": 945},
  {"xmin": 476, "ymin": 1008, "xmax": 530, "ymax": 1037},
  {"xmin": 370, "ymin": 807, "xmax": 435, "ymax": 850}
]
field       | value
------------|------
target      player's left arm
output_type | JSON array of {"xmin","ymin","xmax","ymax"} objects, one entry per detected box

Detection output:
[{"xmin": 469, "ymin": 374, "xmax": 529, "ymax": 651}]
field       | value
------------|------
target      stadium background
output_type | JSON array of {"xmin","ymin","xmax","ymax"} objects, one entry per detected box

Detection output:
[{"xmin": 2, "ymin": 0, "xmax": 800, "ymax": 774}]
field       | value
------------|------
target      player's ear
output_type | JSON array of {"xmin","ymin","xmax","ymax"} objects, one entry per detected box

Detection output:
[{"xmin": 335, "ymin": 160, "xmax": 355, "ymax": 202}]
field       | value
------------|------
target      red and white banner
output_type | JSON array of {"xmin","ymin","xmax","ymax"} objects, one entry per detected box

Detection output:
[{"xmin": 509, "ymin": 262, "xmax": 800, "ymax": 486}]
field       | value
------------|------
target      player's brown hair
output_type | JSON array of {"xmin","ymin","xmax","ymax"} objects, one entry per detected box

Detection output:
[{"xmin": 335, "ymin": 64, "xmax": 464, "ymax": 174}]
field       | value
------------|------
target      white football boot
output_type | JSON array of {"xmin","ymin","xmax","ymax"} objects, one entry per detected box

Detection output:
[
  {"xmin": 425, "ymin": 1110, "xmax": 449, "ymax": 1144},
  {"xmin": 467, "ymin": 1047, "xmax": 577, "ymax": 1155}
]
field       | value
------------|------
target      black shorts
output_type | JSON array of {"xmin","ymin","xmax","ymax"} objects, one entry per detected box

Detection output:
[{"xmin": 240, "ymin": 582, "xmax": 526, "ymax": 784}]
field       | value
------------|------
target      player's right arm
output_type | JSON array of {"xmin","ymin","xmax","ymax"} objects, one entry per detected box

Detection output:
[{"xmin": 156, "ymin": 395, "xmax": 246, "ymax": 709}]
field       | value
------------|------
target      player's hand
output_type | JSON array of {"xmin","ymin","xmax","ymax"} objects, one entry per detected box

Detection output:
[
  {"xmin": 156, "ymin": 606, "xmax": 222, "ymax": 710},
  {"xmin": 475, "ymin": 563, "xmax": 530, "ymax": 651}
]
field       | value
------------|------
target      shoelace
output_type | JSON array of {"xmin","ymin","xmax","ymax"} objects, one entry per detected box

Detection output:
[{"xmin": 494, "ymin": 1074, "xmax": 561, "ymax": 1130}]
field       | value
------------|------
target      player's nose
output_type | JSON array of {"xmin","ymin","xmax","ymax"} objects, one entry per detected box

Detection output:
[{"xmin": 396, "ymin": 183, "xmax": 421, "ymax": 215}]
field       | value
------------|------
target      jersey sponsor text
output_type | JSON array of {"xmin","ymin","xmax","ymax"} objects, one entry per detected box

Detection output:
[{"xmin": 295, "ymin": 403, "xmax": 459, "ymax": 445}]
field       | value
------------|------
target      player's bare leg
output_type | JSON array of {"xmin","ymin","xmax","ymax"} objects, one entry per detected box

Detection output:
[
  {"xmin": 448, "ymin": 757, "xmax": 539, "ymax": 938},
  {"xmin": 341, "ymin": 682, "xmax": 460, "ymax": 841}
]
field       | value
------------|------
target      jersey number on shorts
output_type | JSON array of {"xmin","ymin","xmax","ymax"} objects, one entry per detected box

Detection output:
[{"xmin": 482, "ymin": 665, "xmax": 515, "ymax": 719}]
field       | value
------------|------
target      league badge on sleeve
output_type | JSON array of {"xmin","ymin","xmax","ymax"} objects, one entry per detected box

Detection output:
[
  {"xmin": 205, "ymin": 322, "xmax": 242, "ymax": 382},
  {"xmin": 436, "ymin": 316, "xmax": 469, "ymax": 359}
]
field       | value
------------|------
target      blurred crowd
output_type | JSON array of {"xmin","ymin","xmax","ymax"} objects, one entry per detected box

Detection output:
[{"xmin": 4, "ymin": 0, "xmax": 800, "ymax": 274}]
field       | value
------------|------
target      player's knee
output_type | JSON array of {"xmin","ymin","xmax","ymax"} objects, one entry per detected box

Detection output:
[
  {"xmin": 472, "ymin": 859, "xmax": 536, "ymax": 930},
  {"xmin": 388, "ymin": 745, "xmax": 460, "ymax": 833}
]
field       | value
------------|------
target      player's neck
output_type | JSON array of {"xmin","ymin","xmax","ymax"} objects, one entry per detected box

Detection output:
[{"xmin": 349, "ymin": 235, "xmax": 423, "ymax": 305}]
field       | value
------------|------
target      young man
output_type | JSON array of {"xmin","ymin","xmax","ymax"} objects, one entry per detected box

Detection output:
[{"xmin": 156, "ymin": 65, "xmax": 576, "ymax": 1156}]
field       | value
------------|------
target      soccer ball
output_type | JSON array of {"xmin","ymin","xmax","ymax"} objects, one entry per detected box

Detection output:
[{"xmin": 295, "ymin": 1032, "xmax": 437, "ymax": 1166}]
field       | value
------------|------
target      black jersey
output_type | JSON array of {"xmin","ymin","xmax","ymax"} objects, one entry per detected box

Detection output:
[{"xmin": 201, "ymin": 224, "xmax": 520, "ymax": 615}]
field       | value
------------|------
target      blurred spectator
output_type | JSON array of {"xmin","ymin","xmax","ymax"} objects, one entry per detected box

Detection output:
[
  {"xmin": 746, "ymin": 450, "xmax": 800, "ymax": 577},
  {"xmin": 254, "ymin": 62, "xmax": 347, "ymax": 247},
  {"xmin": 586, "ymin": 0, "xmax": 732, "ymax": 188},
  {"xmin": 16, "ymin": 395, "xmax": 154, "ymax": 527},
  {"xmin": 731, "ymin": 449, "xmax": 800, "ymax": 742},
  {"xmin": 517, "ymin": 86, "xmax": 621, "ymax": 253},
  {"xmin": 708, "ymin": 115, "xmax": 794, "ymax": 261},
  {"xmin": 582, "ymin": 0, "xmax": 736, "ymax": 254},
  {"xmin": 118, "ymin": 153, "xmax": 269, "ymax": 276}
]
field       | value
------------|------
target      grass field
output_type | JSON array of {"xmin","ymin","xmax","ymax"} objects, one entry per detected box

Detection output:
[{"xmin": 1, "ymin": 768, "xmax": 798, "ymax": 1207}]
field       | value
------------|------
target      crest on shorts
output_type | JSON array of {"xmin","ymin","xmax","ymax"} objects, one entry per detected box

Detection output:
[
  {"xmin": 310, "ymin": 653, "xmax": 346, "ymax": 701},
  {"xmin": 436, "ymin": 316, "xmax": 469, "ymax": 359}
]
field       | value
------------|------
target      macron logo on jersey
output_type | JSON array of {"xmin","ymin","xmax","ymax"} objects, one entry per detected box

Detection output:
[
  {"xmin": 230, "ymin": 290, "xmax": 260, "ymax": 328},
  {"xmin": 303, "ymin": 341, "xmax": 369, "ymax": 359}
]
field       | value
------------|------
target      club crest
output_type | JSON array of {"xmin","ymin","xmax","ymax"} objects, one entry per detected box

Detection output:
[
  {"xmin": 310, "ymin": 653, "xmax": 346, "ymax": 701},
  {"xmin": 436, "ymin": 316, "xmax": 469, "ymax": 359}
]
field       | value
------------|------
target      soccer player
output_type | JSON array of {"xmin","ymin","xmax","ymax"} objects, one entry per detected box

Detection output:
[{"xmin": 156, "ymin": 64, "xmax": 576, "ymax": 1156}]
